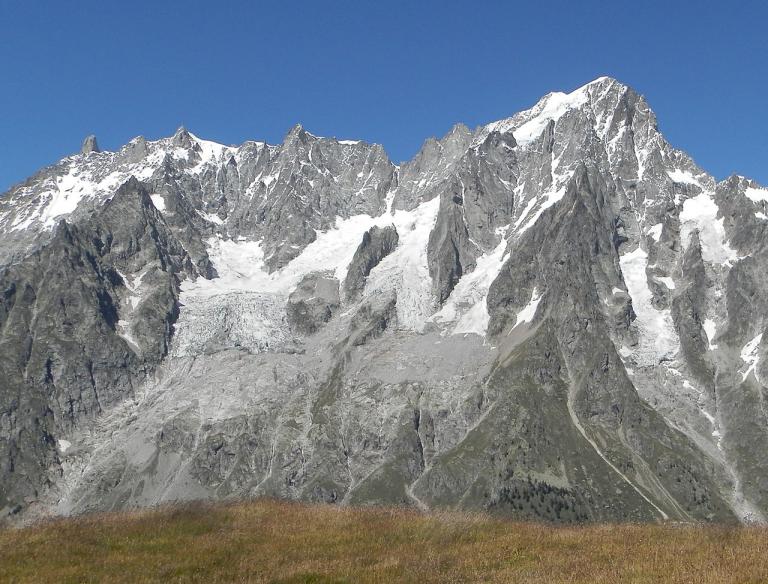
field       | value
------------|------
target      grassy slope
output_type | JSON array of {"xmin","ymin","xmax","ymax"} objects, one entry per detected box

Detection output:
[{"xmin": 1, "ymin": 499, "xmax": 767, "ymax": 583}]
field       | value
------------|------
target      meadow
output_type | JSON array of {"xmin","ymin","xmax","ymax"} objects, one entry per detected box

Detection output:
[{"xmin": 1, "ymin": 499, "xmax": 767, "ymax": 583}]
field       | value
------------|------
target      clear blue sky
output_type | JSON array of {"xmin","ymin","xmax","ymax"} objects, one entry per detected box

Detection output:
[{"xmin": 1, "ymin": 0, "xmax": 766, "ymax": 192}]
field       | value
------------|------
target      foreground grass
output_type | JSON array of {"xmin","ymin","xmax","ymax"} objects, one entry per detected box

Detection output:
[{"xmin": 1, "ymin": 500, "xmax": 767, "ymax": 583}]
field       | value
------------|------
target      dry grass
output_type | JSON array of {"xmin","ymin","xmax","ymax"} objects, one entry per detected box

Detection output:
[{"xmin": 1, "ymin": 499, "xmax": 767, "ymax": 583}]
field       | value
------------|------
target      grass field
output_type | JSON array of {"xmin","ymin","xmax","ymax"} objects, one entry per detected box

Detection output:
[{"xmin": 1, "ymin": 499, "xmax": 767, "ymax": 583}]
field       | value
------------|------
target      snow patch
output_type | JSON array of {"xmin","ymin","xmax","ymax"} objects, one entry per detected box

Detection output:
[
  {"xmin": 114, "ymin": 268, "xmax": 151, "ymax": 351},
  {"xmin": 514, "ymin": 185, "xmax": 568, "ymax": 236},
  {"xmin": 619, "ymin": 246, "xmax": 679, "ymax": 365},
  {"xmin": 667, "ymin": 169, "xmax": 701, "ymax": 185},
  {"xmin": 187, "ymin": 133, "xmax": 236, "ymax": 174},
  {"xmin": 196, "ymin": 210, "xmax": 224, "ymax": 225},
  {"xmin": 477, "ymin": 81, "xmax": 590, "ymax": 147},
  {"xmin": 261, "ymin": 173, "xmax": 279, "ymax": 188},
  {"xmin": 679, "ymin": 192, "xmax": 738, "ymax": 265},
  {"xmin": 647, "ymin": 223, "xmax": 663, "ymax": 242},
  {"xmin": 655, "ymin": 276, "xmax": 675, "ymax": 290},
  {"xmin": 513, "ymin": 91, "xmax": 589, "ymax": 144},
  {"xmin": 682, "ymin": 378, "xmax": 723, "ymax": 448},
  {"xmin": 117, "ymin": 268, "xmax": 148, "ymax": 309},
  {"xmin": 745, "ymin": 186, "xmax": 768, "ymax": 204},
  {"xmin": 740, "ymin": 333, "xmax": 763, "ymax": 381},
  {"xmin": 432, "ymin": 228, "xmax": 510, "ymax": 336},
  {"xmin": 150, "ymin": 194, "xmax": 166, "ymax": 212},
  {"xmin": 40, "ymin": 167, "xmax": 94, "ymax": 227},
  {"xmin": 365, "ymin": 197, "xmax": 442, "ymax": 331},
  {"xmin": 512, "ymin": 287, "xmax": 542, "ymax": 328},
  {"xmin": 703, "ymin": 319, "xmax": 718, "ymax": 350},
  {"xmin": 10, "ymin": 196, "xmax": 48, "ymax": 232},
  {"xmin": 117, "ymin": 319, "xmax": 140, "ymax": 349}
]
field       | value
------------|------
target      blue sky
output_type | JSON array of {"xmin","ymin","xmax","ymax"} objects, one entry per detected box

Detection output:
[{"xmin": 1, "ymin": 0, "xmax": 766, "ymax": 192}]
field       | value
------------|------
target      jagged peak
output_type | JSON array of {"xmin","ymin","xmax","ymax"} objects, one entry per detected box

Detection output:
[
  {"xmin": 578, "ymin": 75, "xmax": 630, "ymax": 93},
  {"xmin": 720, "ymin": 173, "xmax": 750, "ymax": 188},
  {"xmin": 186, "ymin": 131, "xmax": 237, "ymax": 163},
  {"xmin": 447, "ymin": 122, "xmax": 472, "ymax": 137},
  {"xmin": 416, "ymin": 123, "xmax": 473, "ymax": 152},
  {"xmin": 536, "ymin": 76, "xmax": 639, "ymax": 115},
  {"xmin": 283, "ymin": 123, "xmax": 334, "ymax": 150},
  {"xmin": 473, "ymin": 76, "xmax": 646, "ymax": 148},
  {"xmin": 172, "ymin": 125, "xmax": 194, "ymax": 148},
  {"xmin": 719, "ymin": 173, "xmax": 768, "ymax": 194},
  {"xmin": 285, "ymin": 123, "xmax": 312, "ymax": 143},
  {"xmin": 81, "ymin": 134, "xmax": 100, "ymax": 154},
  {"xmin": 282, "ymin": 124, "xmax": 387, "ymax": 154}
]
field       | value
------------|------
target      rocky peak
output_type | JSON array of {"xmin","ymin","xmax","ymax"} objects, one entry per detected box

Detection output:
[
  {"xmin": 172, "ymin": 126, "xmax": 194, "ymax": 148},
  {"xmin": 120, "ymin": 136, "xmax": 149, "ymax": 164},
  {"xmin": 284, "ymin": 123, "xmax": 310, "ymax": 145},
  {"xmin": 80, "ymin": 134, "xmax": 100, "ymax": 154}
]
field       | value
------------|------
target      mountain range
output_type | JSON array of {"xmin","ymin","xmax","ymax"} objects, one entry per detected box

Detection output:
[{"xmin": 1, "ymin": 77, "xmax": 767, "ymax": 524}]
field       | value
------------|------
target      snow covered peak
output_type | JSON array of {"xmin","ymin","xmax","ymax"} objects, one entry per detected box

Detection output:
[
  {"xmin": 187, "ymin": 132, "xmax": 237, "ymax": 166},
  {"xmin": 512, "ymin": 88, "xmax": 590, "ymax": 144},
  {"xmin": 579, "ymin": 75, "xmax": 627, "ymax": 92},
  {"xmin": 172, "ymin": 125, "xmax": 194, "ymax": 148},
  {"xmin": 0, "ymin": 76, "xmax": 759, "ymax": 281},
  {"xmin": 475, "ymin": 76, "xmax": 634, "ymax": 147},
  {"xmin": 284, "ymin": 123, "xmax": 309, "ymax": 141}
]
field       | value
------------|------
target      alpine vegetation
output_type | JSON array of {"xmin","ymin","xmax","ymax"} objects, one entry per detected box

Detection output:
[{"xmin": 1, "ymin": 77, "xmax": 767, "ymax": 524}]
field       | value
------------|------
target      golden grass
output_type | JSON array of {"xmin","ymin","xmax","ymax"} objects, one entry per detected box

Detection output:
[{"xmin": 1, "ymin": 499, "xmax": 767, "ymax": 583}]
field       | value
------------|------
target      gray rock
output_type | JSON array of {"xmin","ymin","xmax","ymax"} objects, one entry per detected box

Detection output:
[
  {"xmin": 344, "ymin": 226, "xmax": 399, "ymax": 301},
  {"xmin": 427, "ymin": 182, "xmax": 479, "ymax": 305},
  {"xmin": 81, "ymin": 135, "xmax": 100, "ymax": 154},
  {"xmin": 0, "ymin": 177, "xmax": 205, "ymax": 514},
  {"xmin": 286, "ymin": 273, "xmax": 341, "ymax": 335}
]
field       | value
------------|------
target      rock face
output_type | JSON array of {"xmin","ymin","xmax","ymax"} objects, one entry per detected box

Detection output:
[
  {"xmin": 1, "ymin": 77, "xmax": 767, "ymax": 525},
  {"xmin": 344, "ymin": 226, "xmax": 399, "ymax": 301},
  {"xmin": 0, "ymin": 178, "xmax": 205, "ymax": 514},
  {"xmin": 81, "ymin": 135, "xmax": 100, "ymax": 154},
  {"xmin": 287, "ymin": 273, "xmax": 340, "ymax": 335}
]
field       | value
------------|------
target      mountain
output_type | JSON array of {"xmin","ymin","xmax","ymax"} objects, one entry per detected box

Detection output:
[{"xmin": 2, "ymin": 77, "xmax": 767, "ymax": 524}]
